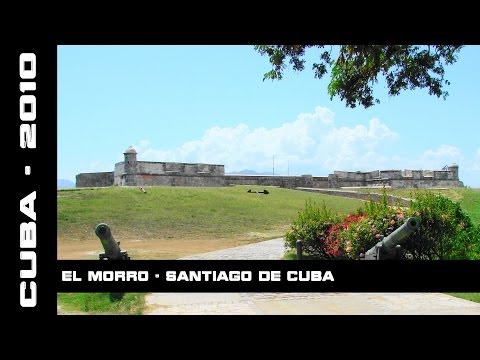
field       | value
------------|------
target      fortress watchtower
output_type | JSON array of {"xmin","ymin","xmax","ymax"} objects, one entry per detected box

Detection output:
[
  {"xmin": 123, "ymin": 146, "xmax": 137, "ymax": 185},
  {"xmin": 447, "ymin": 163, "xmax": 459, "ymax": 180}
]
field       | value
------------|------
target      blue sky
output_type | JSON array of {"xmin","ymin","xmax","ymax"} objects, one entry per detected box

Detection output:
[{"xmin": 58, "ymin": 45, "xmax": 480, "ymax": 187}]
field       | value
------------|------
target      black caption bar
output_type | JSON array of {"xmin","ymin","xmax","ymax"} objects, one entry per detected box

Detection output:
[{"xmin": 57, "ymin": 260, "xmax": 480, "ymax": 292}]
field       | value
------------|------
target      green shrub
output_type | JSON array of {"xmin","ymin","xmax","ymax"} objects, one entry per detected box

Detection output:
[
  {"xmin": 449, "ymin": 225, "xmax": 480, "ymax": 260},
  {"xmin": 403, "ymin": 192, "xmax": 475, "ymax": 259},
  {"xmin": 285, "ymin": 200, "xmax": 341, "ymax": 259}
]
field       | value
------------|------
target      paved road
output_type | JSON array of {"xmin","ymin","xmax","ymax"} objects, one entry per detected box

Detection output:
[
  {"xmin": 146, "ymin": 292, "xmax": 480, "ymax": 315},
  {"xmin": 179, "ymin": 238, "xmax": 285, "ymax": 260},
  {"xmin": 145, "ymin": 239, "xmax": 480, "ymax": 315}
]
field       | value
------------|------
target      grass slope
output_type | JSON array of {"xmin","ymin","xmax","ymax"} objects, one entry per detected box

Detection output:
[
  {"xmin": 448, "ymin": 293, "xmax": 480, "ymax": 303},
  {"xmin": 58, "ymin": 185, "xmax": 364, "ymax": 259}
]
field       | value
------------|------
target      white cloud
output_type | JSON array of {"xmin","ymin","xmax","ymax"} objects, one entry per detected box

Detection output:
[
  {"xmin": 463, "ymin": 148, "xmax": 480, "ymax": 185},
  {"xmin": 125, "ymin": 106, "xmax": 480, "ymax": 186},
  {"xmin": 415, "ymin": 145, "xmax": 462, "ymax": 170},
  {"xmin": 382, "ymin": 145, "xmax": 463, "ymax": 172},
  {"xmin": 133, "ymin": 106, "xmax": 399, "ymax": 175},
  {"xmin": 88, "ymin": 160, "xmax": 108, "ymax": 172},
  {"xmin": 422, "ymin": 144, "xmax": 461, "ymax": 161},
  {"xmin": 381, "ymin": 144, "xmax": 480, "ymax": 187},
  {"xmin": 322, "ymin": 118, "xmax": 399, "ymax": 170},
  {"xmin": 473, "ymin": 148, "xmax": 480, "ymax": 171}
]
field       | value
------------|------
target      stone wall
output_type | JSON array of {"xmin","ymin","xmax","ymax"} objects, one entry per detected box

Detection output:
[
  {"xmin": 76, "ymin": 172, "xmax": 114, "ymax": 187},
  {"xmin": 112, "ymin": 161, "xmax": 225, "ymax": 187},
  {"xmin": 76, "ymin": 169, "xmax": 462, "ymax": 189},
  {"xmin": 224, "ymin": 175, "xmax": 329, "ymax": 189},
  {"xmin": 329, "ymin": 167, "xmax": 462, "ymax": 188},
  {"xmin": 132, "ymin": 174, "xmax": 225, "ymax": 187},
  {"xmin": 77, "ymin": 150, "xmax": 462, "ymax": 189},
  {"xmin": 389, "ymin": 179, "xmax": 463, "ymax": 188},
  {"xmin": 113, "ymin": 162, "xmax": 125, "ymax": 186},
  {"xmin": 136, "ymin": 161, "xmax": 224, "ymax": 176}
]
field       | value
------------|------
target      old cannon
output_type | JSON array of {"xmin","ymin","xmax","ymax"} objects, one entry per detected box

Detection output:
[
  {"xmin": 95, "ymin": 223, "xmax": 130, "ymax": 301},
  {"xmin": 361, "ymin": 217, "xmax": 420, "ymax": 260},
  {"xmin": 95, "ymin": 223, "xmax": 130, "ymax": 260}
]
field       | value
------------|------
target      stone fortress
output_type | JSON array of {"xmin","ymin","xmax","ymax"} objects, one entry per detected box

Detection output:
[{"xmin": 76, "ymin": 146, "xmax": 463, "ymax": 189}]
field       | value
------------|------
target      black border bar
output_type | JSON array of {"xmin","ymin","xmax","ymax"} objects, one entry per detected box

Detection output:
[{"xmin": 57, "ymin": 260, "xmax": 480, "ymax": 292}]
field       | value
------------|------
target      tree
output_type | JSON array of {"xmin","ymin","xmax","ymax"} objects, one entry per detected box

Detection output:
[{"xmin": 254, "ymin": 45, "xmax": 463, "ymax": 108}]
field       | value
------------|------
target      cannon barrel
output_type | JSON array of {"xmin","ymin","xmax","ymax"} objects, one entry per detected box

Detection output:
[
  {"xmin": 381, "ymin": 217, "xmax": 420, "ymax": 251},
  {"xmin": 95, "ymin": 223, "xmax": 128, "ymax": 260},
  {"xmin": 95, "ymin": 223, "xmax": 129, "ymax": 301},
  {"xmin": 363, "ymin": 217, "xmax": 420, "ymax": 260}
]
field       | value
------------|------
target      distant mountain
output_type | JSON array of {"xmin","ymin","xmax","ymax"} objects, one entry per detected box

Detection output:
[
  {"xmin": 227, "ymin": 169, "xmax": 272, "ymax": 175},
  {"xmin": 57, "ymin": 179, "xmax": 75, "ymax": 189}
]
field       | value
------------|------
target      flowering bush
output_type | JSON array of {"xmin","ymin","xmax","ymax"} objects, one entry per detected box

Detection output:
[
  {"xmin": 339, "ymin": 197, "xmax": 409, "ymax": 259},
  {"xmin": 284, "ymin": 200, "xmax": 341, "ymax": 259},
  {"xmin": 285, "ymin": 190, "xmax": 480, "ymax": 260}
]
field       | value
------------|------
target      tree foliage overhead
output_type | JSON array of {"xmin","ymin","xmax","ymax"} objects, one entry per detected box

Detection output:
[{"xmin": 254, "ymin": 45, "xmax": 463, "ymax": 108}]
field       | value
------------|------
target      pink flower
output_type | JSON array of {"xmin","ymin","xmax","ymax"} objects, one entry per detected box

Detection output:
[
  {"xmin": 375, "ymin": 233, "xmax": 382, "ymax": 239},
  {"xmin": 346, "ymin": 241, "xmax": 352, "ymax": 253}
]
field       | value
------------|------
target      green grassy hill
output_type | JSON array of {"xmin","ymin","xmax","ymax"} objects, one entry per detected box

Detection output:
[{"xmin": 58, "ymin": 185, "xmax": 364, "ymax": 259}]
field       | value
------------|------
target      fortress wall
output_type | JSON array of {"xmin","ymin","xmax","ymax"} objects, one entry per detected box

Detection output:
[
  {"xmin": 224, "ymin": 175, "xmax": 330, "ymax": 189},
  {"xmin": 411, "ymin": 170, "xmax": 423, "ymax": 179},
  {"xmin": 76, "ymin": 148, "xmax": 461, "ymax": 189},
  {"xmin": 76, "ymin": 172, "xmax": 114, "ymax": 187},
  {"xmin": 133, "ymin": 174, "xmax": 225, "ymax": 187},
  {"xmin": 337, "ymin": 180, "xmax": 369, "ymax": 187},
  {"xmin": 333, "ymin": 171, "xmax": 379, "ymax": 181},
  {"xmin": 225, "ymin": 175, "xmax": 288, "ymax": 187},
  {"xmin": 333, "ymin": 171, "xmax": 349, "ymax": 178},
  {"xmin": 136, "ymin": 162, "xmax": 224, "ymax": 176},
  {"xmin": 390, "ymin": 179, "xmax": 463, "ymax": 188},
  {"xmin": 75, "ymin": 170, "xmax": 463, "ymax": 189},
  {"xmin": 433, "ymin": 170, "xmax": 457, "ymax": 180},
  {"xmin": 312, "ymin": 176, "xmax": 329, "ymax": 188},
  {"xmin": 379, "ymin": 170, "xmax": 403, "ymax": 179},
  {"xmin": 363, "ymin": 170, "xmax": 380, "ymax": 180},
  {"xmin": 326, "ymin": 168, "xmax": 463, "ymax": 188},
  {"xmin": 113, "ymin": 163, "xmax": 124, "ymax": 185},
  {"xmin": 433, "ymin": 171, "xmax": 448, "ymax": 180},
  {"xmin": 114, "ymin": 162, "xmax": 124, "ymax": 176}
]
